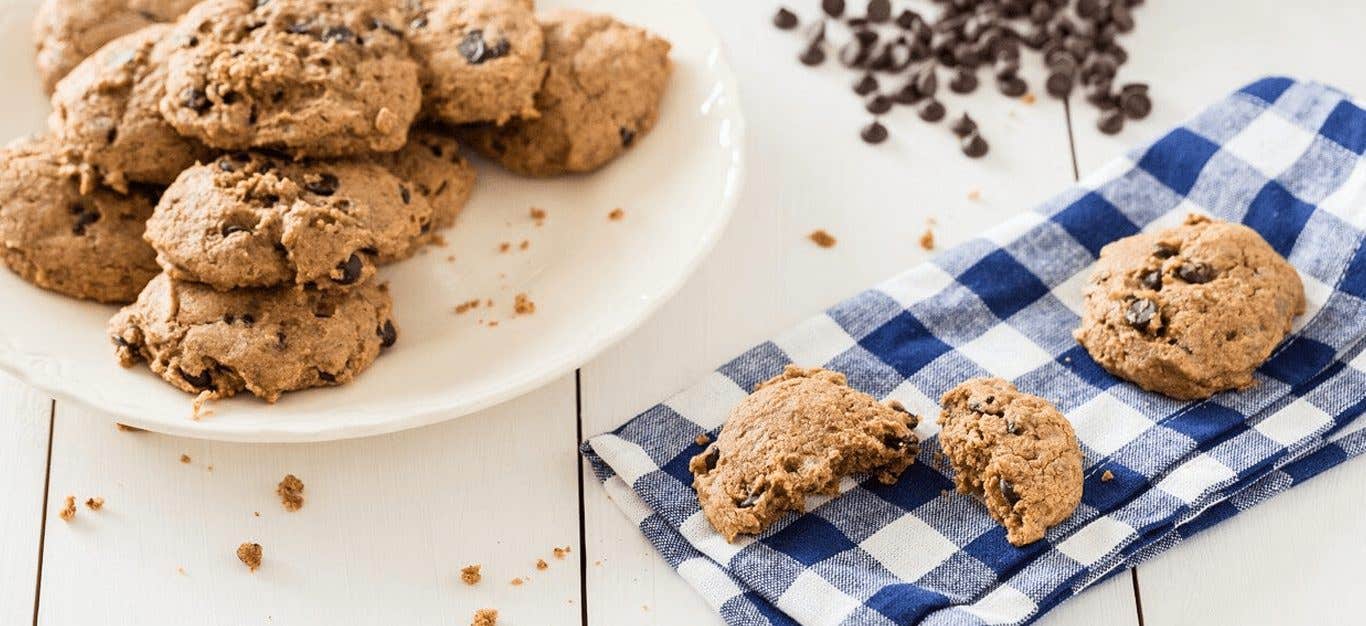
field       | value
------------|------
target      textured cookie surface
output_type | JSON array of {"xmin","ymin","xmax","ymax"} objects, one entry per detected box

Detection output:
[
  {"xmin": 938, "ymin": 378, "xmax": 1083, "ymax": 547},
  {"xmin": 689, "ymin": 366, "xmax": 920, "ymax": 542},
  {"xmin": 1074, "ymin": 214, "xmax": 1306, "ymax": 400},
  {"xmin": 110, "ymin": 273, "xmax": 397, "ymax": 402},
  {"xmin": 50, "ymin": 24, "xmax": 213, "ymax": 192},
  {"xmin": 461, "ymin": 10, "xmax": 672, "ymax": 177},
  {"xmin": 33, "ymin": 0, "xmax": 198, "ymax": 94},
  {"xmin": 0, "ymin": 135, "xmax": 159, "ymax": 304},
  {"xmin": 160, "ymin": 0, "xmax": 421, "ymax": 157},
  {"xmin": 371, "ymin": 126, "xmax": 477, "ymax": 232},
  {"xmin": 145, "ymin": 153, "xmax": 433, "ymax": 291},
  {"xmin": 407, "ymin": 0, "xmax": 545, "ymax": 125}
]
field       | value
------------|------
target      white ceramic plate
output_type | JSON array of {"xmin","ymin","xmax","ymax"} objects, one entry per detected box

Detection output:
[{"xmin": 0, "ymin": 0, "xmax": 745, "ymax": 442}]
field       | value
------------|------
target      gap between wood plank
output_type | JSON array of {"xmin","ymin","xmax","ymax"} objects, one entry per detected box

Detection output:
[
  {"xmin": 30, "ymin": 401, "xmax": 54, "ymax": 626},
  {"xmin": 575, "ymin": 369, "xmax": 589, "ymax": 626}
]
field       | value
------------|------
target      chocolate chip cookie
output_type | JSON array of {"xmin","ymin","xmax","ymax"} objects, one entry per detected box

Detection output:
[
  {"xmin": 110, "ymin": 272, "xmax": 397, "ymax": 402},
  {"xmin": 0, "ymin": 135, "xmax": 159, "ymax": 304},
  {"xmin": 939, "ymin": 378, "xmax": 1083, "ymax": 547},
  {"xmin": 1074, "ymin": 214, "xmax": 1306, "ymax": 400},
  {"xmin": 461, "ymin": 10, "xmax": 672, "ymax": 177},
  {"xmin": 33, "ymin": 0, "xmax": 199, "ymax": 94},
  {"xmin": 690, "ymin": 366, "xmax": 920, "ymax": 542},
  {"xmin": 49, "ymin": 24, "xmax": 214, "ymax": 193},
  {"xmin": 372, "ymin": 126, "xmax": 477, "ymax": 233},
  {"xmin": 144, "ymin": 153, "xmax": 433, "ymax": 291},
  {"xmin": 407, "ymin": 0, "xmax": 546, "ymax": 126},
  {"xmin": 160, "ymin": 0, "xmax": 421, "ymax": 158}
]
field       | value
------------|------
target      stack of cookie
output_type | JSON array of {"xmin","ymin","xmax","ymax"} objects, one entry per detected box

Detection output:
[{"xmin": 2, "ymin": 0, "xmax": 673, "ymax": 402}]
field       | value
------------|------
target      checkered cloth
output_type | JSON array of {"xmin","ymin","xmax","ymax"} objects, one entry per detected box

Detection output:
[{"xmin": 581, "ymin": 77, "xmax": 1366, "ymax": 626}]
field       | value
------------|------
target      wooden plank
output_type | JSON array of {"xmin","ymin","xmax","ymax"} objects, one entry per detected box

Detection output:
[
  {"xmin": 0, "ymin": 373, "xmax": 52, "ymax": 626},
  {"xmin": 578, "ymin": 1, "xmax": 1137, "ymax": 624},
  {"xmin": 36, "ymin": 376, "xmax": 579, "ymax": 626},
  {"xmin": 1066, "ymin": 2, "xmax": 1366, "ymax": 624}
]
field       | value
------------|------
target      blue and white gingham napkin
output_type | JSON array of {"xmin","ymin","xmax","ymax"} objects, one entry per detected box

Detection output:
[{"xmin": 581, "ymin": 77, "xmax": 1366, "ymax": 626}]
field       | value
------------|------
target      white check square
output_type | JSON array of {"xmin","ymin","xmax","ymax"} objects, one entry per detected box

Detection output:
[
  {"xmin": 956, "ymin": 324, "xmax": 1054, "ymax": 381},
  {"xmin": 1223, "ymin": 110, "xmax": 1319, "ymax": 179},
  {"xmin": 880, "ymin": 263, "xmax": 957, "ymax": 310},
  {"xmin": 1069, "ymin": 393, "xmax": 1155, "ymax": 456},
  {"xmin": 1056, "ymin": 516, "xmax": 1134, "ymax": 567},
  {"xmin": 1317, "ymin": 159, "xmax": 1366, "ymax": 229},
  {"xmin": 1255, "ymin": 398, "xmax": 1333, "ymax": 446},
  {"xmin": 1293, "ymin": 271, "xmax": 1335, "ymax": 332},
  {"xmin": 1157, "ymin": 454, "xmax": 1236, "ymax": 504},
  {"xmin": 772, "ymin": 314, "xmax": 856, "ymax": 368},
  {"xmin": 860, "ymin": 514, "xmax": 959, "ymax": 582},
  {"xmin": 965, "ymin": 585, "xmax": 1037, "ymax": 625},
  {"xmin": 775, "ymin": 570, "xmax": 862, "ymax": 626},
  {"xmin": 664, "ymin": 371, "xmax": 749, "ymax": 430}
]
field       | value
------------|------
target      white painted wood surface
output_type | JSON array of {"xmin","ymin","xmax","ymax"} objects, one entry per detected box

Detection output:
[{"xmin": 2, "ymin": 1, "xmax": 1364, "ymax": 625}]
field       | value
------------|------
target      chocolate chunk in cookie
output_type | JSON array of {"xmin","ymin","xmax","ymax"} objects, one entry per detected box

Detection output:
[
  {"xmin": 49, "ymin": 24, "xmax": 214, "ymax": 192},
  {"xmin": 460, "ymin": 10, "xmax": 672, "ymax": 177},
  {"xmin": 110, "ymin": 273, "xmax": 396, "ymax": 402},
  {"xmin": 144, "ymin": 153, "xmax": 433, "ymax": 291},
  {"xmin": 33, "ymin": 0, "xmax": 199, "ymax": 94},
  {"xmin": 371, "ymin": 126, "xmax": 478, "ymax": 234},
  {"xmin": 159, "ymin": 0, "xmax": 421, "ymax": 157},
  {"xmin": 689, "ymin": 366, "xmax": 920, "ymax": 542},
  {"xmin": 0, "ymin": 135, "xmax": 159, "ymax": 304},
  {"xmin": 938, "ymin": 378, "xmax": 1083, "ymax": 546},
  {"xmin": 1074, "ymin": 214, "xmax": 1306, "ymax": 399},
  {"xmin": 406, "ymin": 0, "xmax": 546, "ymax": 125}
]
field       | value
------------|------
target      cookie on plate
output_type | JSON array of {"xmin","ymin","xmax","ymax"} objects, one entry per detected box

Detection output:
[
  {"xmin": 49, "ymin": 24, "xmax": 214, "ymax": 192},
  {"xmin": 0, "ymin": 135, "xmax": 159, "ymax": 304},
  {"xmin": 689, "ymin": 366, "xmax": 920, "ymax": 542},
  {"xmin": 110, "ymin": 272, "xmax": 397, "ymax": 402},
  {"xmin": 159, "ymin": 0, "xmax": 421, "ymax": 157},
  {"xmin": 144, "ymin": 152, "xmax": 433, "ymax": 291},
  {"xmin": 406, "ymin": 0, "xmax": 546, "ymax": 126},
  {"xmin": 371, "ymin": 126, "xmax": 477, "ymax": 233},
  {"xmin": 461, "ymin": 10, "xmax": 672, "ymax": 177},
  {"xmin": 1074, "ymin": 214, "xmax": 1306, "ymax": 400},
  {"xmin": 939, "ymin": 378, "xmax": 1083, "ymax": 546},
  {"xmin": 32, "ymin": 0, "xmax": 199, "ymax": 94}
]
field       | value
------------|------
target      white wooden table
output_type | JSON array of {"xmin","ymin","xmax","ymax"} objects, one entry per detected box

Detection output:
[{"xmin": 3, "ymin": 1, "xmax": 1366, "ymax": 624}]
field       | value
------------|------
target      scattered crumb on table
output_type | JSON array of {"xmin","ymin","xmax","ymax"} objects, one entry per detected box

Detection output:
[
  {"xmin": 58, "ymin": 495, "xmax": 76, "ymax": 521},
  {"xmin": 461, "ymin": 564, "xmax": 482, "ymax": 586},
  {"xmin": 455, "ymin": 299, "xmax": 481, "ymax": 315},
  {"xmin": 530, "ymin": 207, "xmax": 547, "ymax": 225},
  {"xmin": 536, "ymin": 558, "xmax": 548, "ymax": 571},
  {"xmin": 254, "ymin": 511, "xmax": 261, "ymax": 517},
  {"xmin": 519, "ymin": 239, "xmax": 530, "ymax": 251},
  {"xmin": 514, "ymin": 293, "xmax": 536, "ymax": 316},
  {"xmin": 553, "ymin": 545, "xmax": 571, "ymax": 559},
  {"xmin": 85, "ymin": 496, "xmax": 104, "ymax": 511},
  {"xmin": 695, "ymin": 433, "xmax": 711, "ymax": 446},
  {"xmin": 919, "ymin": 228, "xmax": 935, "ymax": 251},
  {"xmin": 967, "ymin": 189, "xmax": 982, "ymax": 201},
  {"xmin": 472, "ymin": 608, "xmax": 498, "ymax": 626},
  {"xmin": 1021, "ymin": 92, "xmax": 1037, "ymax": 105},
  {"xmin": 808, "ymin": 229, "xmax": 837, "ymax": 248},
  {"xmin": 608, "ymin": 208, "xmax": 625, "ymax": 221},
  {"xmin": 510, "ymin": 577, "xmax": 524, "ymax": 586},
  {"xmin": 277, "ymin": 474, "xmax": 304, "ymax": 512},
  {"xmin": 180, "ymin": 454, "xmax": 191, "ymax": 464},
  {"xmin": 487, "ymin": 320, "xmax": 500, "ymax": 328},
  {"xmin": 237, "ymin": 542, "xmax": 262, "ymax": 571},
  {"xmin": 177, "ymin": 566, "xmax": 187, "ymax": 575},
  {"xmin": 1101, "ymin": 470, "xmax": 1115, "ymax": 482},
  {"xmin": 498, "ymin": 242, "xmax": 511, "ymax": 253}
]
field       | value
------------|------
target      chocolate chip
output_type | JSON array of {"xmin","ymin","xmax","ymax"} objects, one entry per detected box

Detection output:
[
  {"xmin": 822, "ymin": 0, "xmax": 845, "ymax": 18},
  {"xmin": 892, "ymin": 80, "xmax": 921, "ymax": 104},
  {"xmin": 1154, "ymin": 242, "xmax": 1178, "ymax": 258},
  {"xmin": 1121, "ymin": 89, "xmax": 1152, "ymax": 120},
  {"xmin": 221, "ymin": 224, "xmax": 250, "ymax": 237},
  {"xmin": 950, "ymin": 113, "xmax": 977, "ymax": 137},
  {"xmin": 866, "ymin": 0, "xmax": 891, "ymax": 23},
  {"xmin": 894, "ymin": 9, "xmax": 919, "ymax": 29},
  {"xmin": 619, "ymin": 127, "xmax": 636, "ymax": 147},
  {"xmin": 865, "ymin": 93, "xmax": 892, "ymax": 114},
  {"xmin": 999, "ymin": 478, "xmax": 1019, "ymax": 505},
  {"xmin": 860, "ymin": 120, "xmax": 888, "ymax": 144},
  {"xmin": 304, "ymin": 172, "xmax": 339, "ymax": 196},
  {"xmin": 882, "ymin": 432, "xmax": 913, "ymax": 451},
  {"xmin": 178, "ymin": 367, "xmax": 213, "ymax": 390},
  {"xmin": 399, "ymin": 186, "xmax": 411, "ymax": 204},
  {"xmin": 772, "ymin": 7, "xmax": 799, "ymax": 30},
  {"xmin": 798, "ymin": 44, "xmax": 826, "ymax": 66},
  {"xmin": 700, "ymin": 447, "xmax": 719, "ymax": 472},
  {"xmin": 853, "ymin": 73, "xmax": 878, "ymax": 95},
  {"xmin": 913, "ymin": 66, "xmax": 937, "ymax": 98},
  {"xmin": 1005, "ymin": 418, "xmax": 1021, "ymax": 435},
  {"xmin": 917, "ymin": 99, "xmax": 946, "ymax": 122},
  {"xmin": 182, "ymin": 88, "xmax": 210, "ymax": 113},
  {"xmin": 378, "ymin": 320, "xmax": 397, "ymax": 348},
  {"xmin": 1097, "ymin": 108, "xmax": 1125, "ymax": 134},
  {"xmin": 949, "ymin": 69, "xmax": 978, "ymax": 94},
  {"xmin": 322, "ymin": 25, "xmax": 356, "ymax": 43},
  {"xmin": 287, "ymin": 21, "xmax": 313, "ymax": 35},
  {"xmin": 1045, "ymin": 71, "xmax": 1073, "ymax": 98},
  {"xmin": 1140, "ymin": 269, "xmax": 1162, "ymax": 291},
  {"xmin": 961, "ymin": 132, "xmax": 989, "ymax": 158},
  {"xmin": 318, "ymin": 370, "xmax": 337, "ymax": 383},
  {"xmin": 458, "ymin": 30, "xmax": 509, "ymax": 64},
  {"xmin": 241, "ymin": 313, "xmax": 255, "ymax": 327},
  {"xmin": 313, "ymin": 301, "xmax": 336, "ymax": 318},
  {"xmin": 371, "ymin": 18, "xmax": 404, "ymax": 37},
  {"xmin": 1125, "ymin": 298, "xmax": 1158, "ymax": 329},
  {"xmin": 997, "ymin": 75, "xmax": 1028, "ymax": 97},
  {"xmin": 71, "ymin": 210, "xmax": 100, "ymax": 235},
  {"xmin": 838, "ymin": 38, "xmax": 872, "ymax": 68},
  {"xmin": 335, "ymin": 253, "xmax": 363, "ymax": 285},
  {"xmin": 738, "ymin": 485, "xmax": 766, "ymax": 508},
  {"xmin": 1177, "ymin": 262, "xmax": 1215, "ymax": 284}
]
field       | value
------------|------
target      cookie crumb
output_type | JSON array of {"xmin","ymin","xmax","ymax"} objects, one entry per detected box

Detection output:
[
  {"xmin": 191, "ymin": 390, "xmax": 216, "ymax": 420},
  {"xmin": 180, "ymin": 454, "xmax": 191, "ymax": 464},
  {"xmin": 919, "ymin": 229, "xmax": 935, "ymax": 251},
  {"xmin": 254, "ymin": 511, "xmax": 261, "ymax": 517},
  {"xmin": 553, "ymin": 545, "xmax": 571, "ymax": 559},
  {"xmin": 530, "ymin": 207, "xmax": 547, "ymax": 224},
  {"xmin": 58, "ymin": 495, "xmax": 77, "ymax": 521},
  {"xmin": 695, "ymin": 433, "xmax": 711, "ymax": 446},
  {"xmin": 487, "ymin": 320, "xmax": 500, "ymax": 327},
  {"xmin": 1021, "ymin": 92, "xmax": 1037, "ymax": 105},
  {"xmin": 940, "ymin": 489, "xmax": 949, "ymax": 497},
  {"xmin": 430, "ymin": 234, "xmax": 447, "ymax": 247},
  {"xmin": 446, "ymin": 255, "xmax": 456, "ymax": 263},
  {"xmin": 499, "ymin": 242, "xmax": 511, "ymax": 253},
  {"xmin": 608, "ymin": 208, "xmax": 625, "ymax": 221},
  {"xmin": 808, "ymin": 229, "xmax": 837, "ymax": 248},
  {"xmin": 471, "ymin": 608, "xmax": 498, "ymax": 626},
  {"xmin": 967, "ymin": 189, "xmax": 982, "ymax": 201},
  {"xmin": 177, "ymin": 566, "xmax": 187, "ymax": 575},
  {"xmin": 276, "ymin": 474, "xmax": 304, "ymax": 512},
  {"xmin": 115, "ymin": 423, "xmax": 144, "ymax": 432},
  {"xmin": 536, "ymin": 559, "xmax": 548, "ymax": 570},
  {"xmin": 237, "ymin": 542, "xmax": 262, "ymax": 571},
  {"xmin": 460, "ymin": 564, "xmax": 482, "ymax": 586},
  {"xmin": 519, "ymin": 239, "xmax": 530, "ymax": 251},
  {"xmin": 85, "ymin": 497, "xmax": 104, "ymax": 511},
  {"xmin": 513, "ymin": 293, "xmax": 536, "ymax": 316},
  {"xmin": 1101, "ymin": 470, "xmax": 1115, "ymax": 482},
  {"xmin": 510, "ymin": 577, "xmax": 524, "ymax": 586},
  {"xmin": 455, "ymin": 299, "xmax": 481, "ymax": 314}
]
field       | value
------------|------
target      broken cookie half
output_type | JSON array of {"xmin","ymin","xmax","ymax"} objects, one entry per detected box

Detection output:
[
  {"xmin": 938, "ymin": 378, "xmax": 1083, "ymax": 546},
  {"xmin": 689, "ymin": 365, "xmax": 921, "ymax": 542}
]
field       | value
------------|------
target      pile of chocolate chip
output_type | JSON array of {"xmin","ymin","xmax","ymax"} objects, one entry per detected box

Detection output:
[{"xmin": 772, "ymin": 0, "xmax": 1152, "ymax": 153}]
